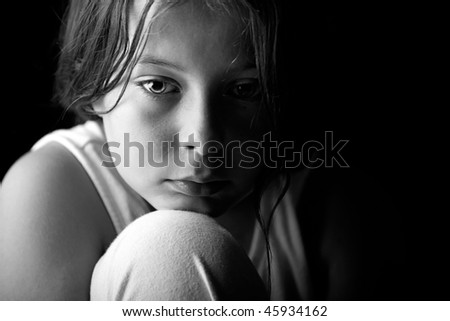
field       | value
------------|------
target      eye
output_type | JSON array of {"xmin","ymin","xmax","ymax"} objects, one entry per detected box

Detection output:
[
  {"xmin": 226, "ymin": 79, "xmax": 261, "ymax": 101},
  {"xmin": 139, "ymin": 78, "xmax": 180, "ymax": 95}
]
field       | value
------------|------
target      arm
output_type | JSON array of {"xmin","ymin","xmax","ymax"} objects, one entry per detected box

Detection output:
[
  {"xmin": 297, "ymin": 169, "xmax": 406, "ymax": 300},
  {"xmin": 0, "ymin": 143, "xmax": 115, "ymax": 300}
]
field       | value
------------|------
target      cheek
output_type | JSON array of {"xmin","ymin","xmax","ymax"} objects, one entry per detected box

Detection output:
[
  {"xmin": 99, "ymin": 102, "xmax": 175, "ymax": 193},
  {"xmin": 227, "ymin": 144, "xmax": 264, "ymax": 191},
  {"xmin": 101, "ymin": 87, "xmax": 176, "ymax": 146},
  {"xmin": 103, "ymin": 117, "xmax": 172, "ymax": 175}
]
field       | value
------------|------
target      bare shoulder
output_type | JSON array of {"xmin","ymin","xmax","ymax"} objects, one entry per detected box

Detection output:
[{"xmin": 0, "ymin": 142, "xmax": 116, "ymax": 300}]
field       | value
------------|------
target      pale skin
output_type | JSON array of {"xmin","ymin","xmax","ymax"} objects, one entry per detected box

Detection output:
[
  {"xmin": 0, "ymin": 0, "xmax": 397, "ymax": 300},
  {"xmin": 98, "ymin": 0, "xmax": 267, "ymax": 217}
]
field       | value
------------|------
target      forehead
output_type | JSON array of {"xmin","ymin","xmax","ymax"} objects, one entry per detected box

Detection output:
[
  {"xmin": 130, "ymin": 0, "xmax": 252, "ymax": 70},
  {"xmin": 130, "ymin": 0, "xmax": 244, "ymax": 25}
]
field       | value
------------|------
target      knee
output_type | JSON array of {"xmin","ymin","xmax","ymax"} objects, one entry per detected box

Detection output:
[
  {"xmin": 100, "ymin": 210, "xmax": 240, "ymax": 265},
  {"xmin": 90, "ymin": 210, "xmax": 266, "ymax": 300}
]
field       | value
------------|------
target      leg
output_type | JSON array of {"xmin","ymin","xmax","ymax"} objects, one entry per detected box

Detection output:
[{"xmin": 90, "ymin": 210, "xmax": 268, "ymax": 300}]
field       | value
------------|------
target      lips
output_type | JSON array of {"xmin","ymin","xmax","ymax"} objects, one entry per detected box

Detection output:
[{"xmin": 167, "ymin": 179, "xmax": 229, "ymax": 197}]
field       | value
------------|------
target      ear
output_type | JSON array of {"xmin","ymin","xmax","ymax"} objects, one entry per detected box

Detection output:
[
  {"xmin": 74, "ymin": 58, "xmax": 83, "ymax": 72},
  {"xmin": 89, "ymin": 99, "xmax": 109, "ymax": 118},
  {"xmin": 91, "ymin": 89, "xmax": 119, "ymax": 116}
]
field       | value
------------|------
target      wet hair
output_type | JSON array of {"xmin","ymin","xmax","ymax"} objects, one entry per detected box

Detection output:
[
  {"xmin": 55, "ymin": 0, "xmax": 286, "ymax": 297},
  {"xmin": 55, "ymin": 0, "xmax": 279, "ymax": 129}
]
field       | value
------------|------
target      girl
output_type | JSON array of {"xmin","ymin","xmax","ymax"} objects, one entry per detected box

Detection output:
[{"xmin": 0, "ymin": 0, "xmax": 400, "ymax": 300}]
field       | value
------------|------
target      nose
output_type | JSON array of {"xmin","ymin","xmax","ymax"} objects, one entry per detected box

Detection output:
[{"xmin": 176, "ymin": 91, "xmax": 223, "ymax": 155}]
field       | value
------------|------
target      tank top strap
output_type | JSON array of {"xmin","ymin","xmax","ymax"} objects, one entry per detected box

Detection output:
[{"xmin": 31, "ymin": 120, "xmax": 152, "ymax": 233}]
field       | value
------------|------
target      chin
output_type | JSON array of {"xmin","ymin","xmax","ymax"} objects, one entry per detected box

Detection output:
[{"xmin": 151, "ymin": 194, "xmax": 231, "ymax": 218}]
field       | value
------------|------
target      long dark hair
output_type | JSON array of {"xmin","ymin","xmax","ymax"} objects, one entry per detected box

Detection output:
[
  {"xmin": 55, "ymin": 0, "xmax": 279, "ymax": 124},
  {"xmin": 55, "ymin": 0, "xmax": 287, "ymax": 298}
]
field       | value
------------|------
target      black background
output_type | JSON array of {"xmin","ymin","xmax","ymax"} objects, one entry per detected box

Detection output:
[{"xmin": 0, "ymin": 1, "xmax": 446, "ymax": 300}]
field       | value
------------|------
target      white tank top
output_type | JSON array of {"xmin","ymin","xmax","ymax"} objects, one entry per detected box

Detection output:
[{"xmin": 31, "ymin": 120, "xmax": 312, "ymax": 300}]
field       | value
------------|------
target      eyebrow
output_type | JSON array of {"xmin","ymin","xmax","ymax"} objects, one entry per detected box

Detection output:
[
  {"xmin": 136, "ymin": 55, "xmax": 257, "ymax": 74},
  {"xmin": 137, "ymin": 55, "xmax": 186, "ymax": 72}
]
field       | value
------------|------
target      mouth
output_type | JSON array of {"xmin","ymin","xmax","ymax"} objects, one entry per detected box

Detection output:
[{"xmin": 166, "ymin": 179, "xmax": 230, "ymax": 197}]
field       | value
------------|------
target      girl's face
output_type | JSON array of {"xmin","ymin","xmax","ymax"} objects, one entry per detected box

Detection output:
[{"xmin": 96, "ymin": 0, "xmax": 267, "ymax": 216}]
